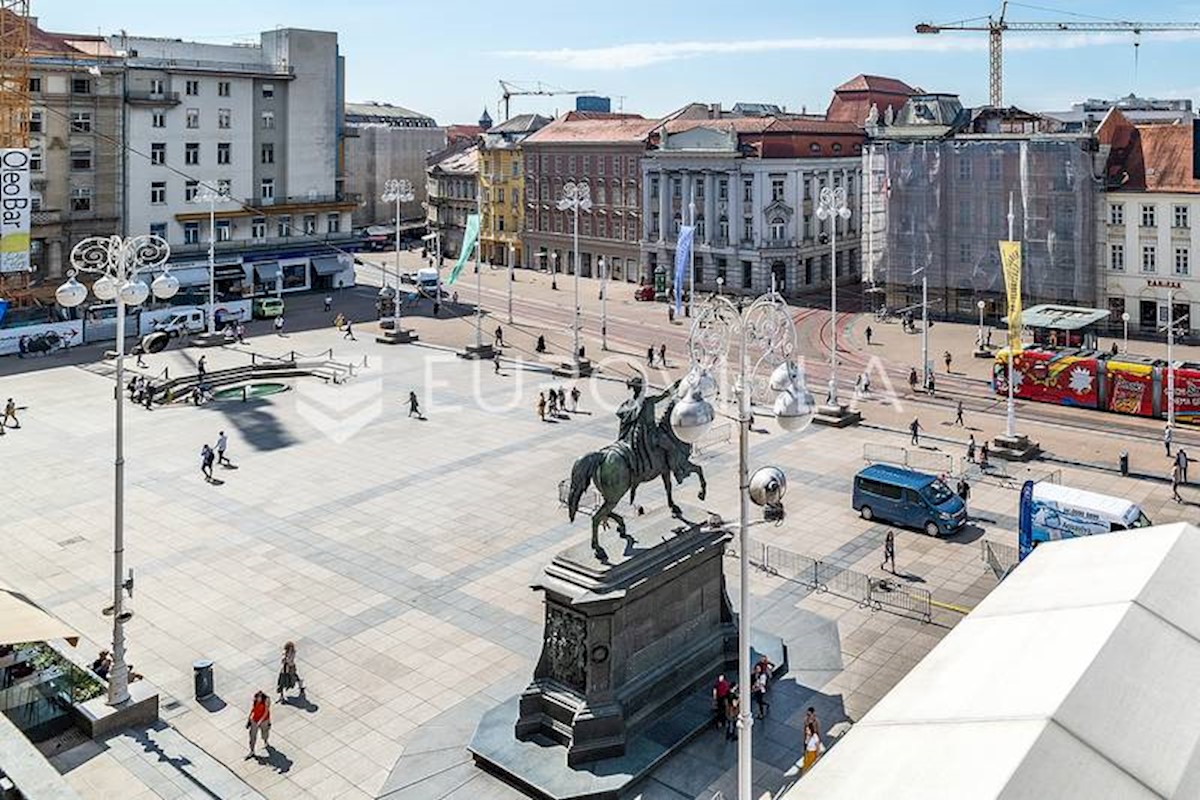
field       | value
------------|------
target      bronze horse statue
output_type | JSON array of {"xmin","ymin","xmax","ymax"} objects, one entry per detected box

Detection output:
[{"xmin": 566, "ymin": 378, "xmax": 707, "ymax": 558}]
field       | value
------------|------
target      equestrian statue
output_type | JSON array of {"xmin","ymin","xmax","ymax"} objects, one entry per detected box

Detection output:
[{"xmin": 566, "ymin": 376, "xmax": 708, "ymax": 558}]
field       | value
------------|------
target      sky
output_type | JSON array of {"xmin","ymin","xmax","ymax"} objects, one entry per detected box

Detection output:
[{"xmin": 35, "ymin": 0, "xmax": 1200, "ymax": 124}]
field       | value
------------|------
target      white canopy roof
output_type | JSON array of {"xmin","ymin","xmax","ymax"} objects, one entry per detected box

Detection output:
[
  {"xmin": 0, "ymin": 587, "xmax": 78, "ymax": 647},
  {"xmin": 785, "ymin": 522, "xmax": 1200, "ymax": 800}
]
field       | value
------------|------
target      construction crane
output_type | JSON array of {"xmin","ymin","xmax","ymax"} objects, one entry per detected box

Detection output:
[
  {"xmin": 916, "ymin": 1, "xmax": 1200, "ymax": 107},
  {"xmin": 498, "ymin": 80, "xmax": 595, "ymax": 121}
]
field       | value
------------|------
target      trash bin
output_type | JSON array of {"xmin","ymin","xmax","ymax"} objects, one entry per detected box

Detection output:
[
  {"xmin": 193, "ymin": 659, "xmax": 214, "ymax": 700},
  {"xmin": 1119, "ymin": 450, "xmax": 1129, "ymax": 477}
]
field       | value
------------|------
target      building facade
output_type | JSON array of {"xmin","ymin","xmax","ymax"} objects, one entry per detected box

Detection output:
[
  {"xmin": 343, "ymin": 101, "xmax": 445, "ymax": 229},
  {"xmin": 479, "ymin": 114, "xmax": 549, "ymax": 267},
  {"xmin": 426, "ymin": 142, "xmax": 479, "ymax": 259},
  {"xmin": 1099, "ymin": 111, "xmax": 1199, "ymax": 335},
  {"xmin": 114, "ymin": 27, "xmax": 355, "ymax": 303},
  {"xmin": 521, "ymin": 112, "xmax": 657, "ymax": 283},
  {"xmin": 642, "ymin": 115, "xmax": 864, "ymax": 298}
]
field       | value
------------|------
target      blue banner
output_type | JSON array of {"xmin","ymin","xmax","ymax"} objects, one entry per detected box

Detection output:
[
  {"xmin": 673, "ymin": 225, "xmax": 695, "ymax": 316},
  {"xmin": 1018, "ymin": 480, "xmax": 1035, "ymax": 561}
]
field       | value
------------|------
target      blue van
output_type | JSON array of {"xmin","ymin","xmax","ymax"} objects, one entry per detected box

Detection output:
[{"xmin": 852, "ymin": 464, "xmax": 967, "ymax": 537}]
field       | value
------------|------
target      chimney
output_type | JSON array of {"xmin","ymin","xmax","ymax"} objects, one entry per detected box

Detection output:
[
  {"xmin": 709, "ymin": 102, "xmax": 721, "ymax": 119},
  {"xmin": 1194, "ymin": 118, "xmax": 1200, "ymax": 179}
]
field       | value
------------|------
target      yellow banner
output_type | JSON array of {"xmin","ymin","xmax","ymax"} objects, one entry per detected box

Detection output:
[{"xmin": 999, "ymin": 240, "xmax": 1022, "ymax": 353}]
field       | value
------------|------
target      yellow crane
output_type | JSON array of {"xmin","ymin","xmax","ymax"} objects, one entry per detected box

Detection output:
[
  {"xmin": 0, "ymin": 0, "xmax": 29, "ymax": 149},
  {"xmin": 498, "ymin": 80, "xmax": 595, "ymax": 121},
  {"xmin": 916, "ymin": 1, "xmax": 1200, "ymax": 107}
]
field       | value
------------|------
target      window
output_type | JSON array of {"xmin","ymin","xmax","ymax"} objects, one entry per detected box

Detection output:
[
  {"xmin": 185, "ymin": 142, "xmax": 199, "ymax": 166},
  {"xmin": 261, "ymin": 143, "xmax": 274, "ymax": 164},
  {"xmin": 150, "ymin": 142, "xmax": 165, "ymax": 165},
  {"xmin": 261, "ymin": 111, "xmax": 275, "ymax": 129},
  {"xmin": 1142, "ymin": 244, "xmax": 1157, "ymax": 273},
  {"xmin": 149, "ymin": 79, "xmax": 164, "ymax": 95},
  {"xmin": 809, "ymin": 142, "xmax": 820, "ymax": 154},
  {"xmin": 261, "ymin": 178, "xmax": 275, "ymax": 201},
  {"xmin": 218, "ymin": 81, "xmax": 230, "ymax": 97},
  {"xmin": 650, "ymin": 211, "xmax": 660, "ymax": 237},
  {"xmin": 184, "ymin": 222, "xmax": 200, "ymax": 244},
  {"xmin": 251, "ymin": 217, "xmax": 266, "ymax": 239},
  {"xmin": 152, "ymin": 111, "xmax": 165, "ymax": 129},
  {"xmin": 742, "ymin": 217, "xmax": 754, "ymax": 242},
  {"xmin": 958, "ymin": 156, "xmax": 971, "ymax": 180},
  {"xmin": 218, "ymin": 108, "xmax": 230, "ymax": 129},
  {"xmin": 988, "ymin": 156, "xmax": 1002, "ymax": 181},
  {"xmin": 1141, "ymin": 204, "xmax": 1156, "ymax": 228},
  {"xmin": 185, "ymin": 79, "xmax": 199, "ymax": 96},
  {"xmin": 771, "ymin": 177, "xmax": 785, "ymax": 202},
  {"xmin": 303, "ymin": 214, "xmax": 316, "ymax": 235},
  {"xmin": 261, "ymin": 83, "xmax": 274, "ymax": 99},
  {"xmin": 769, "ymin": 219, "xmax": 786, "ymax": 241},
  {"xmin": 498, "ymin": 216, "xmax": 506, "ymax": 232},
  {"xmin": 327, "ymin": 213, "xmax": 340, "ymax": 233},
  {"xmin": 718, "ymin": 215, "xmax": 729, "ymax": 241},
  {"xmin": 277, "ymin": 215, "xmax": 291, "ymax": 237},
  {"xmin": 958, "ymin": 241, "xmax": 972, "ymax": 265},
  {"xmin": 512, "ymin": 160, "xmax": 519, "ymax": 177},
  {"xmin": 742, "ymin": 260, "xmax": 752, "ymax": 289},
  {"xmin": 1110, "ymin": 243, "xmax": 1124, "ymax": 271},
  {"xmin": 70, "ymin": 149, "xmax": 92, "ymax": 170},
  {"xmin": 216, "ymin": 142, "xmax": 230, "ymax": 165},
  {"xmin": 1109, "ymin": 203, "xmax": 1124, "ymax": 226},
  {"xmin": 186, "ymin": 108, "xmax": 199, "ymax": 129},
  {"xmin": 29, "ymin": 146, "xmax": 41, "ymax": 171},
  {"xmin": 71, "ymin": 78, "xmax": 91, "ymax": 94},
  {"xmin": 216, "ymin": 220, "xmax": 231, "ymax": 242},
  {"xmin": 832, "ymin": 143, "xmax": 842, "ymax": 154},
  {"xmin": 497, "ymin": 187, "xmax": 505, "ymax": 203},
  {"xmin": 650, "ymin": 176, "xmax": 660, "ymax": 200},
  {"xmin": 150, "ymin": 223, "xmax": 167, "ymax": 239},
  {"xmin": 1175, "ymin": 205, "xmax": 1190, "ymax": 229},
  {"xmin": 70, "ymin": 186, "xmax": 92, "ymax": 211},
  {"xmin": 28, "ymin": 77, "xmax": 40, "ymax": 93},
  {"xmin": 28, "ymin": 110, "xmax": 41, "ymax": 133},
  {"xmin": 742, "ymin": 180, "xmax": 753, "ymax": 203},
  {"xmin": 70, "ymin": 111, "xmax": 92, "ymax": 133},
  {"xmin": 568, "ymin": 155, "xmax": 576, "ymax": 174},
  {"xmin": 718, "ymin": 179, "xmax": 728, "ymax": 201},
  {"xmin": 696, "ymin": 180, "xmax": 705, "ymax": 201},
  {"xmin": 150, "ymin": 181, "xmax": 166, "ymax": 204},
  {"xmin": 184, "ymin": 180, "xmax": 198, "ymax": 202},
  {"xmin": 1176, "ymin": 247, "xmax": 1190, "ymax": 276}
]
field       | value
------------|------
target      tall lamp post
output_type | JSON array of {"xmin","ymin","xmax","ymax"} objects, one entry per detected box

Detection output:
[
  {"xmin": 56, "ymin": 235, "xmax": 179, "ymax": 706},
  {"xmin": 381, "ymin": 178, "xmax": 414, "ymax": 330},
  {"xmin": 557, "ymin": 181, "xmax": 592, "ymax": 366},
  {"xmin": 1121, "ymin": 311, "xmax": 1131, "ymax": 354},
  {"xmin": 670, "ymin": 291, "xmax": 816, "ymax": 800},
  {"xmin": 816, "ymin": 186, "xmax": 851, "ymax": 405},
  {"xmin": 192, "ymin": 182, "xmax": 231, "ymax": 336},
  {"xmin": 508, "ymin": 243, "xmax": 516, "ymax": 324},
  {"xmin": 550, "ymin": 252, "xmax": 558, "ymax": 291},
  {"xmin": 977, "ymin": 299, "xmax": 987, "ymax": 351},
  {"xmin": 599, "ymin": 256, "xmax": 608, "ymax": 351}
]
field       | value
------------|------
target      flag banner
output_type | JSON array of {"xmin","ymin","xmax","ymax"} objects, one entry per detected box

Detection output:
[
  {"xmin": 673, "ymin": 225, "xmax": 695, "ymax": 316},
  {"xmin": 999, "ymin": 240, "xmax": 1023, "ymax": 353},
  {"xmin": 447, "ymin": 214, "xmax": 480, "ymax": 286},
  {"xmin": 0, "ymin": 149, "xmax": 31, "ymax": 273}
]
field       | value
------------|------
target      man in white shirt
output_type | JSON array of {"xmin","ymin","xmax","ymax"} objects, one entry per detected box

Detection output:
[{"xmin": 216, "ymin": 431, "xmax": 230, "ymax": 466}]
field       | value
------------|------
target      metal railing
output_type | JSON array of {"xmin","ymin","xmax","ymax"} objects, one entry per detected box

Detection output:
[
  {"xmin": 558, "ymin": 478, "xmax": 600, "ymax": 515},
  {"xmin": 693, "ymin": 421, "xmax": 733, "ymax": 459},
  {"xmin": 981, "ymin": 539, "xmax": 1020, "ymax": 581},
  {"xmin": 863, "ymin": 443, "xmax": 955, "ymax": 476}
]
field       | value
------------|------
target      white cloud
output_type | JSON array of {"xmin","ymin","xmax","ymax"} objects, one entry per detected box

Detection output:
[{"xmin": 497, "ymin": 32, "xmax": 1200, "ymax": 71}]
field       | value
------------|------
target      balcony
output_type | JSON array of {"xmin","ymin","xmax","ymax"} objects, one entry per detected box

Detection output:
[
  {"xmin": 168, "ymin": 231, "xmax": 357, "ymax": 256},
  {"xmin": 125, "ymin": 90, "xmax": 181, "ymax": 106},
  {"xmin": 243, "ymin": 192, "xmax": 360, "ymax": 211}
]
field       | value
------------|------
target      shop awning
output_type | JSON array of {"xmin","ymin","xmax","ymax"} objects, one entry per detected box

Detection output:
[
  {"xmin": 163, "ymin": 267, "xmax": 210, "ymax": 287},
  {"xmin": 213, "ymin": 263, "xmax": 246, "ymax": 280},
  {"xmin": 311, "ymin": 255, "xmax": 346, "ymax": 276},
  {"xmin": 0, "ymin": 588, "xmax": 78, "ymax": 647},
  {"xmin": 252, "ymin": 261, "xmax": 281, "ymax": 281}
]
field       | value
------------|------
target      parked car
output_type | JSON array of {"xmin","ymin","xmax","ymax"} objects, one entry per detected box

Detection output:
[
  {"xmin": 152, "ymin": 308, "xmax": 206, "ymax": 338},
  {"xmin": 634, "ymin": 284, "xmax": 655, "ymax": 302},
  {"xmin": 252, "ymin": 297, "xmax": 285, "ymax": 319},
  {"xmin": 852, "ymin": 464, "xmax": 966, "ymax": 537}
]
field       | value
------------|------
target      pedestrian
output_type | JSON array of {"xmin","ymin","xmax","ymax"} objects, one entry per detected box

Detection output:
[
  {"xmin": 1178, "ymin": 449, "xmax": 1189, "ymax": 483},
  {"xmin": 236, "ymin": 322, "xmax": 246, "ymax": 344},
  {"xmin": 954, "ymin": 399, "xmax": 965, "ymax": 426},
  {"xmin": 751, "ymin": 663, "xmax": 770, "ymax": 719},
  {"xmin": 570, "ymin": 385, "xmax": 581, "ymax": 413},
  {"xmin": 493, "ymin": 351, "xmax": 502, "ymax": 375},
  {"xmin": 853, "ymin": 373, "xmax": 863, "ymax": 398},
  {"xmin": 494, "ymin": 325, "xmax": 504, "ymax": 347},
  {"xmin": 908, "ymin": 367, "xmax": 918, "ymax": 393},
  {"xmin": 143, "ymin": 380, "xmax": 154, "ymax": 410},
  {"xmin": 407, "ymin": 391, "xmax": 421, "ymax": 419},
  {"xmin": 1164, "ymin": 425, "xmax": 1173, "ymax": 457},
  {"xmin": 2, "ymin": 398, "xmax": 18, "ymax": 429},
  {"xmin": 980, "ymin": 441, "xmax": 990, "ymax": 471},
  {"xmin": 1111, "ymin": 341, "xmax": 1119, "ymax": 356},
  {"xmin": 127, "ymin": 377, "xmax": 138, "ymax": 401},
  {"xmin": 323, "ymin": 294, "xmax": 332, "ymax": 312},
  {"xmin": 200, "ymin": 444, "xmax": 214, "ymax": 481},
  {"xmin": 452, "ymin": 290, "xmax": 459, "ymax": 306},
  {"xmin": 433, "ymin": 299, "xmax": 441, "ymax": 317},
  {"xmin": 967, "ymin": 434, "xmax": 976, "ymax": 463},
  {"xmin": 647, "ymin": 346, "xmax": 655, "ymax": 368},
  {"xmin": 802, "ymin": 722, "xmax": 823, "ymax": 774},
  {"xmin": 90, "ymin": 650, "xmax": 112, "ymax": 679},
  {"xmin": 882, "ymin": 530, "xmax": 896, "ymax": 573},
  {"xmin": 273, "ymin": 315, "xmax": 284, "ymax": 336},
  {"xmin": 246, "ymin": 691, "xmax": 271, "ymax": 757},
  {"xmin": 535, "ymin": 335, "xmax": 546, "ymax": 354},
  {"xmin": 909, "ymin": 418, "xmax": 922, "ymax": 446},
  {"xmin": 957, "ymin": 477, "xmax": 971, "ymax": 507},
  {"xmin": 865, "ymin": 325, "xmax": 873, "ymax": 345},
  {"xmin": 943, "ymin": 350, "xmax": 952, "ymax": 372},
  {"xmin": 276, "ymin": 641, "xmax": 304, "ymax": 701},
  {"xmin": 135, "ymin": 345, "xmax": 148, "ymax": 369},
  {"xmin": 216, "ymin": 430, "xmax": 230, "ymax": 466},
  {"xmin": 343, "ymin": 319, "xmax": 356, "ymax": 340},
  {"xmin": 861, "ymin": 371, "xmax": 871, "ymax": 395},
  {"xmin": 926, "ymin": 372, "xmax": 936, "ymax": 397},
  {"xmin": 537, "ymin": 392, "xmax": 547, "ymax": 422},
  {"xmin": 805, "ymin": 706, "xmax": 821, "ymax": 740},
  {"xmin": 197, "ymin": 355, "xmax": 207, "ymax": 380},
  {"xmin": 548, "ymin": 389, "xmax": 558, "ymax": 417},
  {"xmin": 1172, "ymin": 462, "xmax": 1184, "ymax": 503},
  {"xmin": 725, "ymin": 686, "xmax": 740, "ymax": 740},
  {"xmin": 659, "ymin": 343, "xmax": 666, "ymax": 368},
  {"xmin": 558, "ymin": 388, "xmax": 568, "ymax": 413},
  {"xmin": 713, "ymin": 674, "xmax": 730, "ymax": 730}
]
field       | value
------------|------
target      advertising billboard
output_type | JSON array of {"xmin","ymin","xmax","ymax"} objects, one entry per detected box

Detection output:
[
  {"xmin": 0, "ymin": 148, "xmax": 31, "ymax": 273},
  {"xmin": 1104, "ymin": 360, "xmax": 1155, "ymax": 417}
]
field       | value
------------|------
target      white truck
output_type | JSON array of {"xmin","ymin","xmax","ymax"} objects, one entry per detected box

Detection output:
[{"xmin": 1017, "ymin": 481, "xmax": 1152, "ymax": 559}]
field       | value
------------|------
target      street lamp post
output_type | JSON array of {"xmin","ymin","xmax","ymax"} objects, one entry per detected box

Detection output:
[
  {"xmin": 599, "ymin": 256, "xmax": 608, "ymax": 351},
  {"xmin": 557, "ymin": 181, "xmax": 592, "ymax": 367},
  {"xmin": 670, "ymin": 291, "xmax": 816, "ymax": 800},
  {"xmin": 508, "ymin": 243, "xmax": 516, "ymax": 324},
  {"xmin": 550, "ymin": 252, "xmax": 558, "ymax": 291},
  {"xmin": 1122, "ymin": 311, "xmax": 1131, "ymax": 354},
  {"xmin": 816, "ymin": 186, "xmax": 851, "ymax": 405},
  {"xmin": 381, "ymin": 178, "xmax": 414, "ymax": 330},
  {"xmin": 56, "ymin": 235, "xmax": 179, "ymax": 707},
  {"xmin": 977, "ymin": 299, "xmax": 986, "ymax": 351},
  {"xmin": 191, "ymin": 182, "xmax": 231, "ymax": 336}
]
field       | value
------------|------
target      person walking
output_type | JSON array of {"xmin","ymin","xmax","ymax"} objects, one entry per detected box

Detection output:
[
  {"xmin": 966, "ymin": 434, "xmax": 976, "ymax": 464},
  {"xmin": 343, "ymin": 319, "xmax": 356, "ymax": 341},
  {"xmin": 200, "ymin": 444, "xmax": 214, "ymax": 482},
  {"xmin": 658, "ymin": 343, "xmax": 667, "ymax": 368},
  {"xmin": 908, "ymin": 367, "xmax": 918, "ymax": 393},
  {"xmin": 276, "ymin": 641, "xmax": 304, "ymax": 701},
  {"xmin": 751, "ymin": 663, "xmax": 770, "ymax": 719},
  {"xmin": 926, "ymin": 372, "xmax": 936, "ymax": 397},
  {"xmin": 954, "ymin": 399, "xmax": 965, "ymax": 427},
  {"xmin": 957, "ymin": 477, "xmax": 971, "ymax": 511},
  {"xmin": 273, "ymin": 315, "xmax": 285, "ymax": 336},
  {"xmin": 647, "ymin": 346, "xmax": 655, "ymax": 368},
  {"xmin": 909, "ymin": 418, "xmax": 922, "ymax": 446},
  {"xmin": 196, "ymin": 355, "xmax": 207, "ymax": 380},
  {"xmin": 943, "ymin": 349, "xmax": 953, "ymax": 373},
  {"xmin": 2, "ymin": 398, "xmax": 18, "ymax": 429},
  {"xmin": 1164, "ymin": 425, "xmax": 1173, "ymax": 457},
  {"xmin": 547, "ymin": 388, "xmax": 558, "ymax": 417},
  {"xmin": 323, "ymin": 294, "xmax": 332, "ymax": 312},
  {"xmin": 865, "ymin": 325, "xmax": 873, "ymax": 345},
  {"xmin": 537, "ymin": 392, "xmax": 546, "ymax": 422},
  {"xmin": 802, "ymin": 722, "xmax": 823, "ymax": 774},
  {"xmin": 493, "ymin": 351, "xmax": 502, "ymax": 375},
  {"xmin": 979, "ymin": 441, "xmax": 990, "ymax": 471},
  {"xmin": 725, "ymin": 686, "xmax": 740, "ymax": 741},
  {"xmin": 135, "ymin": 346, "xmax": 148, "ymax": 369},
  {"xmin": 1172, "ymin": 462, "xmax": 1184, "ymax": 503},
  {"xmin": 494, "ymin": 325, "xmax": 505, "ymax": 348},
  {"xmin": 881, "ymin": 530, "xmax": 896, "ymax": 573},
  {"xmin": 216, "ymin": 431, "xmax": 230, "ymax": 466},
  {"xmin": 143, "ymin": 381, "xmax": 154, "ymax": 410},
  {"xmin": 535, "ymin": 335, "xmax": 547, "ymax": 354},
  {"xmin": 407, "ymin": 391, "xmax": 421, "ymax": 419},
  {"xmin": 805, "ymin": 706, "xmax": 821, "ymax": 740},
  {"xmin": 236, "ymin": 322, "xmax": 246, "ymax": 344},
  {"xmin": 570, "ymin": 385, "xmax": 581, "ymax": 413},
  {"xmin": 713, "ymin": 674, "xmax": 730, "ymax": 730},
  {"xmin": 246, "ymin": 691, "xmax": 271, "ymax": 757},
  {"xmin": 1177, "ymin": 449, "xmax": 1190, "ymax": 484}
]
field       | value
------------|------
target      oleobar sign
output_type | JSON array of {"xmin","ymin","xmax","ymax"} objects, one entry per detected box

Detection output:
[{"xmin": 0, "ymin": 148, "xmax": 31, "ymax": 273}]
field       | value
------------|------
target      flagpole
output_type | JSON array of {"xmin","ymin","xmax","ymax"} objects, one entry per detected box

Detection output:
[
  {"xmin": 475, "ymin": 173, "xmax": 483, "ymax": 350},
  {"xmin": 1006, "ymin": 191, "xmax": 1016, "ymax": 438}
]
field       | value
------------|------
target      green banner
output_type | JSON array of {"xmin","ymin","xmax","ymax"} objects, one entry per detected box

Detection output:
[{"xmin": 447, "ymin": 214, "xmax": 480, "ymax": 286}]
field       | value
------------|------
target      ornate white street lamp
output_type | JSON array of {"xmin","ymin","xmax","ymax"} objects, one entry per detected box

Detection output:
[
  {"xmin": 1121, "ymin": 311, "xmax": 1131, "ymax": 354},
  {"xmin": 670, "ymin": 291, "xmax": 816, "ymax": 800},
  {"xmin": 56, "ymin": 235, "xmax": 178, "ymax": 707},
  {"xmin": 557, "ymin": 181, "xmax": 592, "ymax": 367},
  {"xmin": 191, "ymin": 181, "xmax": 232, "ymax": 336},
  {"xmin": 816, "ymin": 185, "xmax": 851, "ymax": 406},
  {"xmin": 381, "ymin": 178, "xmax": 414, "ymax": 330}
]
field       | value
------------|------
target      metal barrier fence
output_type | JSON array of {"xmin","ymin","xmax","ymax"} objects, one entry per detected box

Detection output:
[
  {"xmin": 964, "ymin": 461, "xmax": 1062, "ymax": 490},
  {"xmin": 981, "ymin": 539, "xmax": 1020, "ymax": 581},
  {"xmin": 734, "ymin": 539, "xmax": 933, "ymax": 623},
  {"xmin": 557, "ymin": 478, "xmax": 600, "ymax": 515},
  {"xmin": 693, "ymin": 421, "xmax": 733, "ymax": 459},
  {"xmin": 863, "ymin": 443, "xmax": 955, "ymax": 477}
]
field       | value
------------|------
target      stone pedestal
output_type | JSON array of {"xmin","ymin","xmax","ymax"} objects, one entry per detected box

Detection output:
[
  {"xmin": 459, "ymin": 342, "xmax": 496, "ymax": 360},
  {"xmin": 553, "ymin": 358, "xmax": 593, "ymax": 378},
  {"xmin": 375, "ymin": 328, "xmax": 418, "ymax": 345},
  {"xmin": 191, "ymin": 332, "xmax": 229, "ymax": 348},
  {"xmin": 973, "ymin": 348, "xmax": 994, "ymax": 359},
  {"xmin": 813, "ymin": 402, "xmax": 863, "ymax": 428},
  {"xmin": 992, "ymin": 432, "xmax": 1042, "ymax": 462}
]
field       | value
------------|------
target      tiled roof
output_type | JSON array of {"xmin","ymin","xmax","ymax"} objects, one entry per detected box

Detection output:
[
  {"xmin": 834, "ymin": 74, "xmax": 916, "ymax": 95},
  {"xmin": 1107, "ymin": 119, "xmax": 1200, "ymax": 194},
  {"xmin": 524, "ymin": 113, "xmax": 657, "ymax": 145},
  {"xmin": 487, "ymin": 114, "xmax": 552, "ymax": 134},
  {"xmin": 429, "ymin": 143, "xmax": 479, "ymax": 175},
  {"xmin": 5, "ymin": 11, "xmax": 87, "ymax": 55},
  {"xmin": 827, "ymin": 74, "xmax": 917, "ymax": 125},
  {"xmin": 345, "ymin": 101, "xmax": 434, "ymax": 122}
]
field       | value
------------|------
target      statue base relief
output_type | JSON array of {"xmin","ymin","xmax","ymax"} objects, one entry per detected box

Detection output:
[{"xmin": 468, "ymin": 511, "xmax": 786, "ymax": 800}]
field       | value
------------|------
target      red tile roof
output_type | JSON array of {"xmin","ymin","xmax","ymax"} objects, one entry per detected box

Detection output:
[
  {"xmin": 525, "ymin": 113, "xmax": 657, "ymax": 145},
  {"xmin": 1119, "ymin": 122, "xmax": 1199, "ymax": 193},
  {"xmin": 826, "ymin": 74, "xmax": 917, "ymax": 126},
  {"xmin": 0, "ymin": 10, "xmax": 84, "ymax": 55},
  {"xmin": 834, "ymin": 74, "xmax": 917, "ymax": 94}
]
